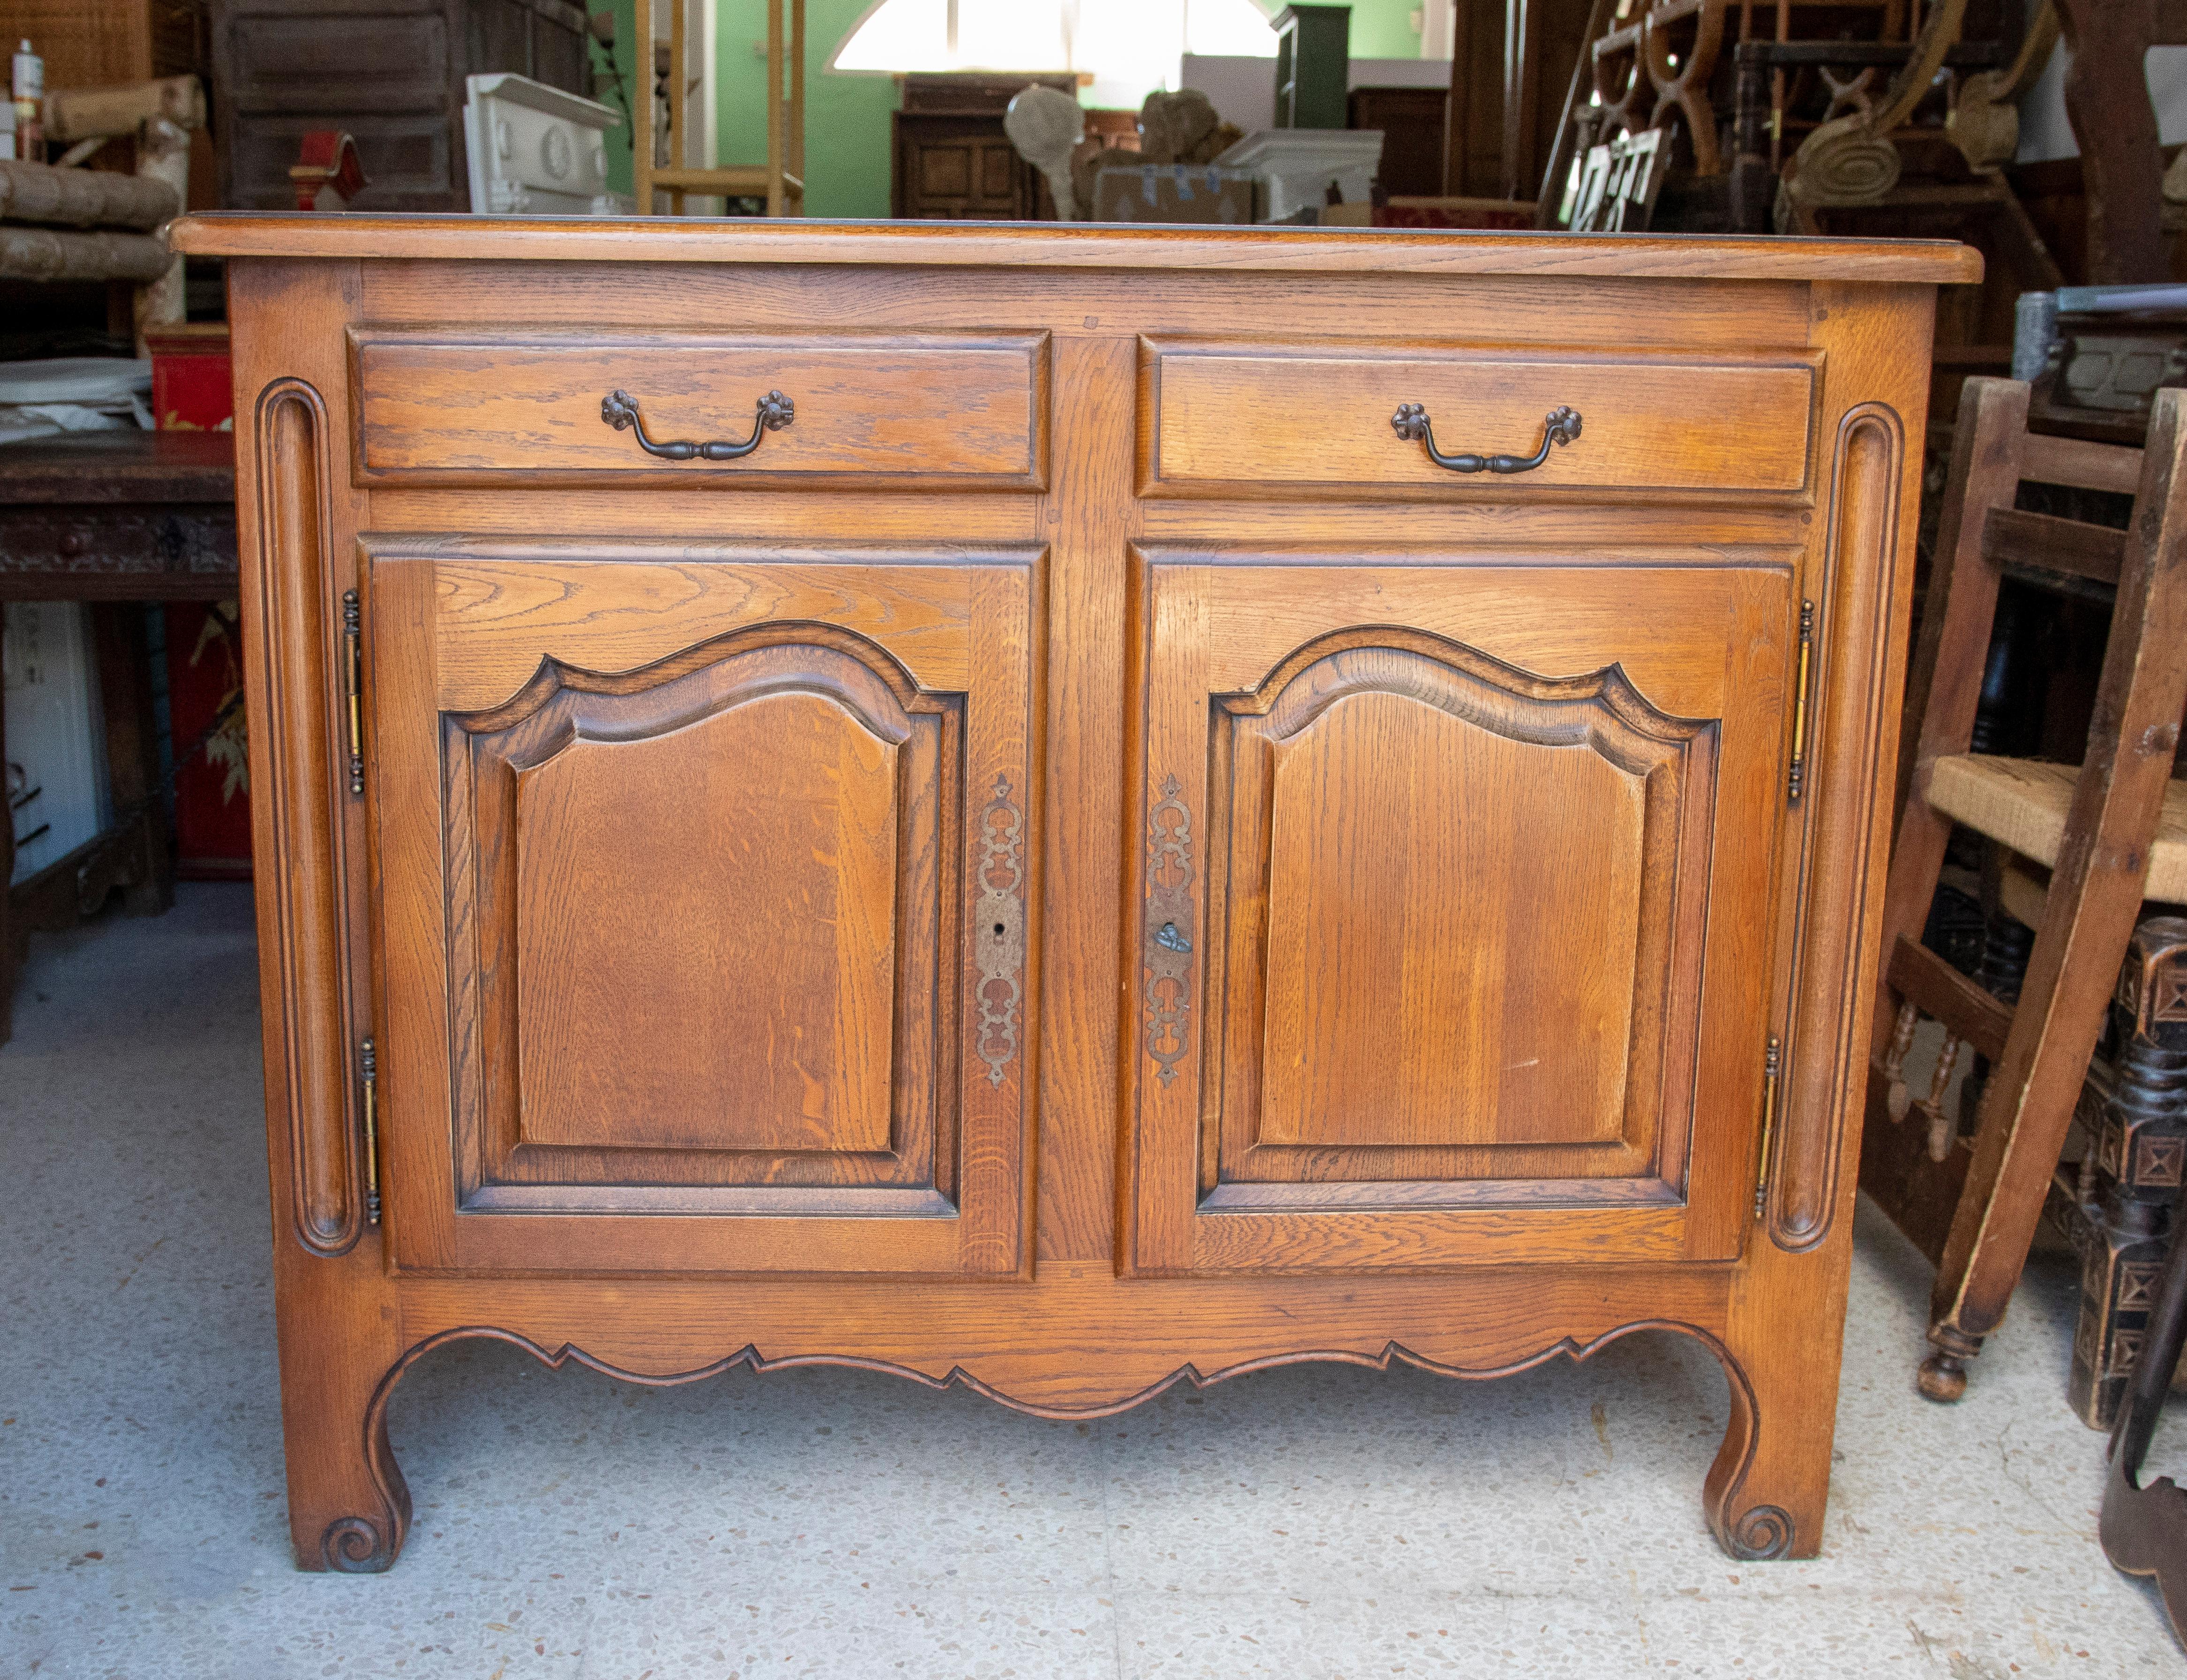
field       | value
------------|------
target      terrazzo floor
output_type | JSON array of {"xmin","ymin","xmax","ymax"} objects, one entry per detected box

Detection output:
[{"xmin": 4, "ymin": 884, "xmax": 2186, "ymax": 1678}]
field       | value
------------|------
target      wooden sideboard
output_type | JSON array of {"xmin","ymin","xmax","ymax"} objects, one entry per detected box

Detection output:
[{"xmin": 170, "ymin": 212, "xmax": 1978, "ymax": 1572}]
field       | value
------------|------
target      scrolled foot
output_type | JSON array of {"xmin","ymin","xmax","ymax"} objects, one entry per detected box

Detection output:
[
  {"xmin": 1726, "ymin": 1505, "xmax": 1794, "ymax": 1560},
  {"xmin": 1917, "ymin": 1351, "xmax": 1968, "ymax": 1402},
  {"xmin": 321, "ymin": 1515, "xmax": 397, "ymax": 1573}
]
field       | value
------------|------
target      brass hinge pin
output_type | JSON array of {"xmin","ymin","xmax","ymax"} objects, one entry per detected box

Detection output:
[
  {"xmin": 342, "ymin": 588, "xmax": 364, "ymax": 796},
  {"xmin": 360, "ymin": 1035, "xmax": 381, "ymax": 1226},
  {"xmin": 1755, "ymin": 1034, "xmax": 1783, "ymax": 1219},
  {"xmin": 1787, "ymin": 598, "xmax": 1815, "ymax": 802}
]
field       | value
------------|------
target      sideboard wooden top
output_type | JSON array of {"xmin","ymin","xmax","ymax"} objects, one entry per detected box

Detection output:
[{"xmin": 170, "ymin": 213, "xmax": 1984, "ymax": 285}]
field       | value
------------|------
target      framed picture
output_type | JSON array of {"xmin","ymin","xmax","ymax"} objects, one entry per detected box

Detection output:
[{"xmin": 1570, "ymin": 142, "xmax": 1615, "ymax": 233}]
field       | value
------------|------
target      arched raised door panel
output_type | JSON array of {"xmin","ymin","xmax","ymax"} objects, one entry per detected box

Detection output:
[
  {"xmin": 362, "ymin": 541, "xmax": 1041, "ymax": 1277},
  {"xmin": 1127, "ymin": 549, "xmax": 1796, "ymax": 1275},
  {"xmin": 251, "ymin": 377, "xmax": 366, "ymax": 1258}
]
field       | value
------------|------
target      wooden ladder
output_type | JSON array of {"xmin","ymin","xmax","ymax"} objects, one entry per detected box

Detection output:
[
  {"xmin": 632, "ymin": 0, "xmax": 804, "ymax": 216},
  {"xmin": 1860, "ymin": 375, "xmax": 2187, "ymax": 1403}
]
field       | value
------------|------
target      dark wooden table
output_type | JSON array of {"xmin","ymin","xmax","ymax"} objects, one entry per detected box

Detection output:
[{"xmin": 0, "ymin": 430, "xmax": 239, "ymax": 1042}]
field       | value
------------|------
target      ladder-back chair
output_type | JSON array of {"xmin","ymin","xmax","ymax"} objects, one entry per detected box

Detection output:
[{"xmin": 1862, "ymin": 376, "xmax": 2187, "ymax": 1402}]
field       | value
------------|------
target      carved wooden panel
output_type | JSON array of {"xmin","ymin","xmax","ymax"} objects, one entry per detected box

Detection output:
[
  {"xmin": 248, "ymin": 375, "xmax": 366, "ymax": 1257},
  {"xmin": 368, "ymin": 542, "xmax": 1038, "ymax": 1275},
  {"xmin": 1128, "ymin": 552, "xmax": 1794, "ymax": 1274},
  {"xmin": 451, "ymin": 632, "xmax": 956, "ymax": 1195},
  {"xmin": 1220, "ymin": 634, "xmax": 1713, "ymax": 1186}
]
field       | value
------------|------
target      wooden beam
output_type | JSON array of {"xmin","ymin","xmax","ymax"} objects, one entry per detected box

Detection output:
[
  {"xmin": 1979, "ymin": 505, "xmax": 2126, "ymax": 589},
  {"xmin": 1888, "ymin": 934, "xmax": 2014, "ymax": 1061},
  {"xmin": 2022, "ymin": 431, "xmax": 2144, "ymax": 494},
  {"xmin": 767, "ymin": 0, "xmax": 785, "ymax": 217}
]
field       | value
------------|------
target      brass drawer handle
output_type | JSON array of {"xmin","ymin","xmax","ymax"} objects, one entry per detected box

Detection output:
[
  {"xmin": 1391, "ymin": 402, "xmax": 1582, "ymax": 473},
  {"xmin": 599, "ymin": 388, "xmax": 795, "ymax": 461}
]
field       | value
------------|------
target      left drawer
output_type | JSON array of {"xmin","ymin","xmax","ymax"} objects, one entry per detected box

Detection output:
[{"xmin": 349, "ymin": 330, "xmax": 1050, "ymax": 489}]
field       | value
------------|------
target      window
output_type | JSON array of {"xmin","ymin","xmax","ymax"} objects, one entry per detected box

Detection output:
[{"xmin": 831, "ymin": 0, "xmax": 1277, "ymax": 108}]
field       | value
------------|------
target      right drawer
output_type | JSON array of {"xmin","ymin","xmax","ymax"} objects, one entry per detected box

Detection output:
[{"xmin": 1139, "ymin": 338, "xmax": 1818, "ymax": 499}]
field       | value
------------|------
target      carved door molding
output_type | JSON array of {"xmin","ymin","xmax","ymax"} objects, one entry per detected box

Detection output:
[
  {"xmin": 1126, "ymin": 547, "xmax": 1796, "ymax": 1275},
  {"xmin": 366, "ymin": 539, "xmax": 1041, "ymax": 1276}
]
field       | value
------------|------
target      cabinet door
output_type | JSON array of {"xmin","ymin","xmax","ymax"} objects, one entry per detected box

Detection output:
[
  {"xmin": 1126, "ymin": 552, "xmax": 1793, "ymax": 1273},
  {"xmin": 367, "ymin": 540, "xmax": 1038, "ymax": 1276}
]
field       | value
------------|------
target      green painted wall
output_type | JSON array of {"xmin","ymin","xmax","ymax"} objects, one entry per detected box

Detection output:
[
  {"xmin": 719, "ymin": 0, "xmax": 898, "ymax": 218},
  {"xmin": 589, "ymin": 0, "xmax": 639, "ymax": 199},
  {"xmin": 593, "ymin": 0, "xmax": 1432, "ymax": 217}
]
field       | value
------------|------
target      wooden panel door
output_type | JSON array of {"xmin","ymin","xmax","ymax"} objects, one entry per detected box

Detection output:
[
  {"xmin": 1126, "ymin": 550, "xmax": 1797, "ymax": 1273},
  {"xmin": 367, "ymin": 540, "xmax": 1040, "ymax": 1275}
]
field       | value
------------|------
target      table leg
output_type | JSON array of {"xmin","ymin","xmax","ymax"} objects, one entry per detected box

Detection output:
[{"xmin": 90, "ymin": 603, "xmax": 172, "ymax": 918}]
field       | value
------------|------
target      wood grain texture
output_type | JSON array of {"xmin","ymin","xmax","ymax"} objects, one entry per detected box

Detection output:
[
  {"xmin": 416, "ymin": 544, "xmax": 996, "ymax": 704},
  {"xmin": 502, "ymin": 658, "xmax": 911, "ymax": 1160},
  {"xmin": 227, "ymin": 257, "xmax": 405, "ymax": 1572},
  {"xmin": 1035, "ymin": 336, "xmax": 1133, "ymax": 1266},
  {"xmin": 371, "ymin": 545, "xmax": 1037, "ymax": 1274},
  {"xmin": 250, "ymin": 376, "xmax": 359, "ymax": 1255},
  {"xmin": 1126, "ymin": 556, "xmax": 1787, "ymax": 1272},
  {"xmin": 351, "ymin": 331, "xmax": 1050, "ymax": 489},
  {"xmin": 1234, "ymin": 640, "xmax": 1701, "ymax": 1169},
  {"xmin": 1699, "ymin": 281, "xmax": 1933, "ymax": 1564},
  {"xmin": 1143, "ymin": 341, "xmax": 1816, "ymax": 498},
  {"xmin": 1769, "ymin": 396, "xmax": 1911, "ymax": 1251},
  {"xmin": 219, "ymin": 232, "xmax": 1947, "ymax": 1571},
  {"xmin": 169, "ymin": 212, "xmax": 1985, "ymax": 283},
  {"xmin": 352, "ymin": 262, "xmax": 1824, "ymax": 356}
]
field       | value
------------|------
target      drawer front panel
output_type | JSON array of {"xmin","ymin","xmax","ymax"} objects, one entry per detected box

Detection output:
[
  {"xmin": 351, "ymin": 332, "xmax": 1050, "ymax": 488},
  {"xmin": 226, "ymin": 13, "xmax": 449, "ymax": 113},
  {"xmin": 369, "ymin": 539, "xmax": 1041, "ymax": 1276},
  {"xmin": 1126, "ymin": 549, "xmax": 1796, "ymax": 1274},
  {"xmin": 1142, "ymin": 340, "xmax": 1816, "ymax": 497}
]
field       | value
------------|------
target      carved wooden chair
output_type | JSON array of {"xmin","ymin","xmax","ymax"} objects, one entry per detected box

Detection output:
[
  {"xmin": 1640, "ymin": 0, "xmax": 1729, "ymax": 175},
  {"xmin": 1860, "ymin": 375, "xmax": 2187, "ymax": 1403},
  {"xmin": 1586, "ymin": 0, "xmax": 1730, "ymax": 176},
  {"xmin": 1591, "ymin": 18, "xmax": 1654, "ymax": 145}
]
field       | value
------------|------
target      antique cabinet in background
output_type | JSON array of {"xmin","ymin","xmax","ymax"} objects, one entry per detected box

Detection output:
[
  {"xmin": 208, "ymin": 0, "xmax": 589, "ymax": 209},
  {"xmin": 890, "ymin": 74, "xmax": 1073, "ymax": 220},
  {"xmin": 173, "ymin": 212, "xmax": 1976, "ymax": 1574}
]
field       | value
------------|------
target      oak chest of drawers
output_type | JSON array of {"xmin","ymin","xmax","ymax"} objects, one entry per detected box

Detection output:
[{"xmin": 170, "ymin": 213, "xmax": 1978, "ymax": 1571}]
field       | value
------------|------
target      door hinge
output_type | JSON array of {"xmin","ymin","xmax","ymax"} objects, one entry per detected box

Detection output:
[
  {"xmin": 1754, "ymin": 1034, "xmax": 1783, "ymax": 1218},
  {"xmin": 342, "ymin": 587, "xmax": 364, "ymax": 796},
  {"xmin": 1787, "ymin": 598, "xmax": 1815, "ymax": 803},
  {"xmin": 359, "ymin": 1035, "xmax": 381, "ymax": 1226}
]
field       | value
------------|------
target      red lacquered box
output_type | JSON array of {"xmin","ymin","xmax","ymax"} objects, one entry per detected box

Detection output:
[{"xmin": 143, "ymin": 323, "xmax": 233, "ymax": 433}]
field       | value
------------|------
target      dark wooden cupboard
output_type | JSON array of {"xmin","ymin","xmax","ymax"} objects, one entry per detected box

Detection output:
[
  {"xmin": 890, "ymin": 73, "xmax": 1074, "ymax": 221},
  {"xmin": 208, "ymin": 0, "xmax": 590, "ymax": 210}
]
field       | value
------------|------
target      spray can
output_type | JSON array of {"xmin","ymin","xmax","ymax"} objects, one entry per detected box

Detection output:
[{"xmin": 12, "ymin": 39, "xmax": 43, "ymax": 162}]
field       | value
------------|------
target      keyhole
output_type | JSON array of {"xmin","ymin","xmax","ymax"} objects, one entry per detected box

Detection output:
[{"xmin": 993, "ymin": 922, "xmax": 1006, "ymax": 938}]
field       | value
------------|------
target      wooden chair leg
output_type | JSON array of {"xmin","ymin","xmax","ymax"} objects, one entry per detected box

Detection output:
[
  {"xmin": 1924, "ymin": 390, "xmax": 2187, "ymax": 1400},
  {"xmin": 89, "ymin": 602, "xmax": 173, "ymax": 918},
  {"xmin": 2068, "ymin": 919, "xmax": 2187, "ymax": 1429}
]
